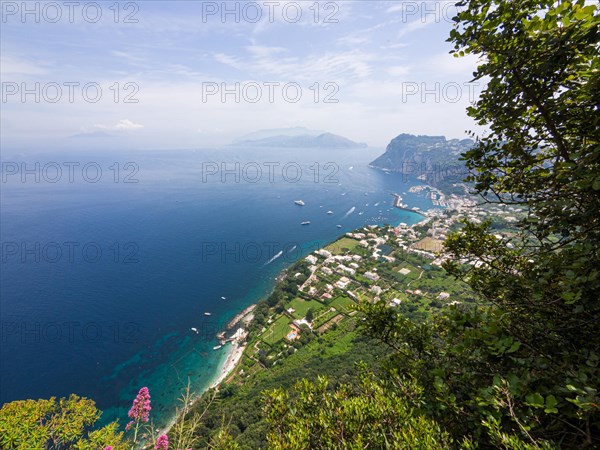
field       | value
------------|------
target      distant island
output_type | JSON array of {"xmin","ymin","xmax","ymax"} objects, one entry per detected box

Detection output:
[
  {"xmin": 229, "ymin": 127, "xmax": 368, "ymax": 149},
  {"xmin": 370, "ymin": 133, "xmax": 473, "ymax": 188}
]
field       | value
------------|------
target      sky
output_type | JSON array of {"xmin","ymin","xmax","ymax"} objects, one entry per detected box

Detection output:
[{"xmin": 1, "ymin": 1, "xmax": 483, "ymax": 151}]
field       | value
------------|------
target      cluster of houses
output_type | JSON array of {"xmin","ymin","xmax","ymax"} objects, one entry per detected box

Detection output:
[
  {"xmin": 293, "ymin": 225, "xmax": 448, "ymax": 310},
  {"xmin": 292, "ymin": 191, "xmax": 525, "ymax": 315},
  {"xmin": 391, "ymin": 191, "xmax": 525, "ymax": 266}
]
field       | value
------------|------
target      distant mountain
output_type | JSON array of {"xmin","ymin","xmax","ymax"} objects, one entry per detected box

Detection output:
[
  {"xmin": 232, "ymin": 127, "xmax": 326, "ymax": 143},
  {"xmin": 370, "ymin": 133, "xmax": 473, "ymax": 186},
  {"xmin": 230, "ymin": 130, "xmax": 368, "ymax": 149}
]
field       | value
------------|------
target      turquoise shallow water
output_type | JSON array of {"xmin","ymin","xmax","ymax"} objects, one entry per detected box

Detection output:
[{"xmin": 0, "ymin": 146, "xmax": 432, "ymax": 427}]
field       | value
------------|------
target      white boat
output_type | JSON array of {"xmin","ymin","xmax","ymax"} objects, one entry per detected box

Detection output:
[
  {"xmin": 204, "ymin": 312, "xmax": 212, "ymax": 316},
  {"xmin": 327, "ymin": 211, "xmax": 333, "ymax": 214},
  {"xmin": 301, "ymin": 221, "xmax": 311, "ymax": 225},
  {"xmin": 337, "ymin": 225, "xmax": 342, "ymax": 228},
  {"xmin": 191, "ymin": 327, "xmax": 198, "ymax": 333},
  {"xmin": 213, "ymin": 345, "xmax": 222, "ymax": 350},
  {"xmin": 294, "ymin": 200, "xmax": 305, "ymax": 206},
  {"xmin": 221, "ymin": 296, "xmax": 226, "ymax": 300}
]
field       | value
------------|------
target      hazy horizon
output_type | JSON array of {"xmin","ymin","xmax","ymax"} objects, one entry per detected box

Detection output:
[{"xmin": 1, "ymin": 1, "xmax": 483, "ymax": 153}]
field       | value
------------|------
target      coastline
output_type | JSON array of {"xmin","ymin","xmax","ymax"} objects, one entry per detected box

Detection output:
[
  {"xmin": 159, "ymin": 306, "xmax": 254, "ymax": 437},
  {"xmin": 210, "ymin": 339, "xmax": 246, "ymax": 389},
  {"xmin": 225, "ymin": 304, "xmax": 257, "ymax": 331},
  {"xmin": 211, "ymin": 311, "xmax": 253, "ymax": 389},
  {"xmin": 160, "ymin": 206, "xmax": 430, "ymax": 438}
]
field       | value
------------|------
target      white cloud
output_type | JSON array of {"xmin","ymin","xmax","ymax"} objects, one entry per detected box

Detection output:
[
  {"xmin": 380, "ymin": 42, "xmax": 409, "ymax": 50},
  {"xmin": 214, "ymin": 53, "xmax": 243, "ymax": 70},
  {"xmin": 0, "ymin": 55, "xmax": 49, "ymax": 77},
  {"xmin": 337, "ymin": 34, "xmax": 370, "ymax": 46},
  {"xmin": 212, "ymin": 49, "xmax": 376, "ymax": 82},
  {"xmin": 387, "ymin": 66, "xmax": 411, "ymax": 77},
  {"xmin": 396, "ymin": 19, "xmax": 434, "ymax": 38},
  {"xmin": 245, "ymin": 45, "xmax": 287, "ymax": 58},
  {"xmin": 95, "ymin": 119, "xmax": 144, "ymax": 131},
  {"xmin": 425, "ymin": 52, "xmax": 481, "ymax": 78}
]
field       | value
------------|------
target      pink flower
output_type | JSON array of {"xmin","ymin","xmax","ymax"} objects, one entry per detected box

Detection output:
[
  {"xmin": 155, "ymin": 434, "xmax": 169, "ymax": 450},
  {"xmin": 104, "ymin": 447, "xmax": 113, "ymax": 450},
  {"xmin": 128, "ymin": 386, "xmax": 152, "ymax": 423}
]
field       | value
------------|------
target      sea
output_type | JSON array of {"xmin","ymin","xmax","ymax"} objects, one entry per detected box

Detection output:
[{"xmin": 0, "ymin": 146, "xmax": 434, "ymax": 427}]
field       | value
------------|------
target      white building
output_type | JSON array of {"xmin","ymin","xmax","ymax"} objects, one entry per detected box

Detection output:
[
  {"xmin": 364, "ymin": 271, "xmax": 380, "ymax": 281},
  {"xmin": 337, "ymin": 264, "xmax": 356, "ymax": 276},
  {"xmin": 335, "ymin": 276, "xmax": 351, "ymax": 289},
  {"xmin": 321, "ymin": 266, "xmax": 333, "ymax": 275},
  {"xmin": 305, "ymin": 255, "xmax": 318, "ymax": 265},
  {"xmin": 316, "ymin": 249, "xmax": 333, "ymax": 258}
]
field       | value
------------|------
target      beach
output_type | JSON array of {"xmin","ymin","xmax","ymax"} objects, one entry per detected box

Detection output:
[
  {"xmin": 211, "ymin": 314, "xmax": 252, "ymax": 387},
  {"xmin": 210, "ymin": 339, "xmax": 246, "ymax": 388},
  {"xmin": 158, "ymin": 305, "xmax": 254, "ymax": 440}
]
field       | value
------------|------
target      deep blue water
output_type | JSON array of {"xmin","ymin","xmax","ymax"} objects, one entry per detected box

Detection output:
[{"xmin": 0, "ymin": 146, "xmax": 432, "ymax": 426}]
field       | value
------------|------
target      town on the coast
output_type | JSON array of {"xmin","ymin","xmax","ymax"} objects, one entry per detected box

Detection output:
[{"xmin": 211, "ymin": 182, "xmax": 525, "ymax": 384}]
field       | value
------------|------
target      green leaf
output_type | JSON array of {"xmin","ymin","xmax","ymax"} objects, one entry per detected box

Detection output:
[
  {"xmin": 544, "ymin": 395, "xmax": 558, "ymax": 414},
  {"xmin": 506, "ymin": 341, "xmax": 521, "ymax": 353},
  {"xmin": 525, "ymin": 392, "xmax": 544, "ymax": 407}
]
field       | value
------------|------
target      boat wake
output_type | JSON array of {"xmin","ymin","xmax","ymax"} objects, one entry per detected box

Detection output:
[
  {"xmin": 264, "ymin": 250, "xmax": 284, "ymax": 266},
  {"xmin": 342, "ymin": 206, "xmax": 356, "ymax": 219}
]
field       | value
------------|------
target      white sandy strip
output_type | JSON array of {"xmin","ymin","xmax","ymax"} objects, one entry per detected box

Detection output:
[
  {"xmin": 159, "ymin": 341, "xmax": 246, "ymax": 439},
  {"xmin": 159, "ymin": 309, "xmax": 254, "ymax": 437},
  {"xmin": 211, "ymin": 341, "xmax": 246, "ymax": 388}
]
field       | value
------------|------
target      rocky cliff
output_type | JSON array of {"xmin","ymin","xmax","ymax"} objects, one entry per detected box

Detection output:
[{"xmin": 370, "ymin": 133, "xmax": 473, "ymax": 186}]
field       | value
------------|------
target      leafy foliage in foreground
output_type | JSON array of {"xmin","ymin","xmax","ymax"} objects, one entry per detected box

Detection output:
[
  {"xmin": 188, "ymin": 321, "xmax": 388, "ymax": 449},
  {"xmin": 0, "ymin": 395, "xmax": 126, "ymax": 450},
  {"xmin": 443, "ymin": 0, "xmax": 599, "ymax": 446},
  {"xmin": 264, "ymin": 374, "xmax": 455, "ymax": 450},
  {"xmin": 265, "ymin": 0, "xmax": 600, "ymax": 448}
]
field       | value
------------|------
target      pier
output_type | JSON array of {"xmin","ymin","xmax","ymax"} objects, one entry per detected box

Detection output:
[{"xmin": 391, "ymin": 193, "xmax": 427, "ymax": 216}]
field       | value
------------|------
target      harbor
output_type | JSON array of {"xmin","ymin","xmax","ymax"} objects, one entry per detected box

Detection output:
[{"xmin": 391, "ymin": 193, "xmax": 427, "ymax": 216}]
